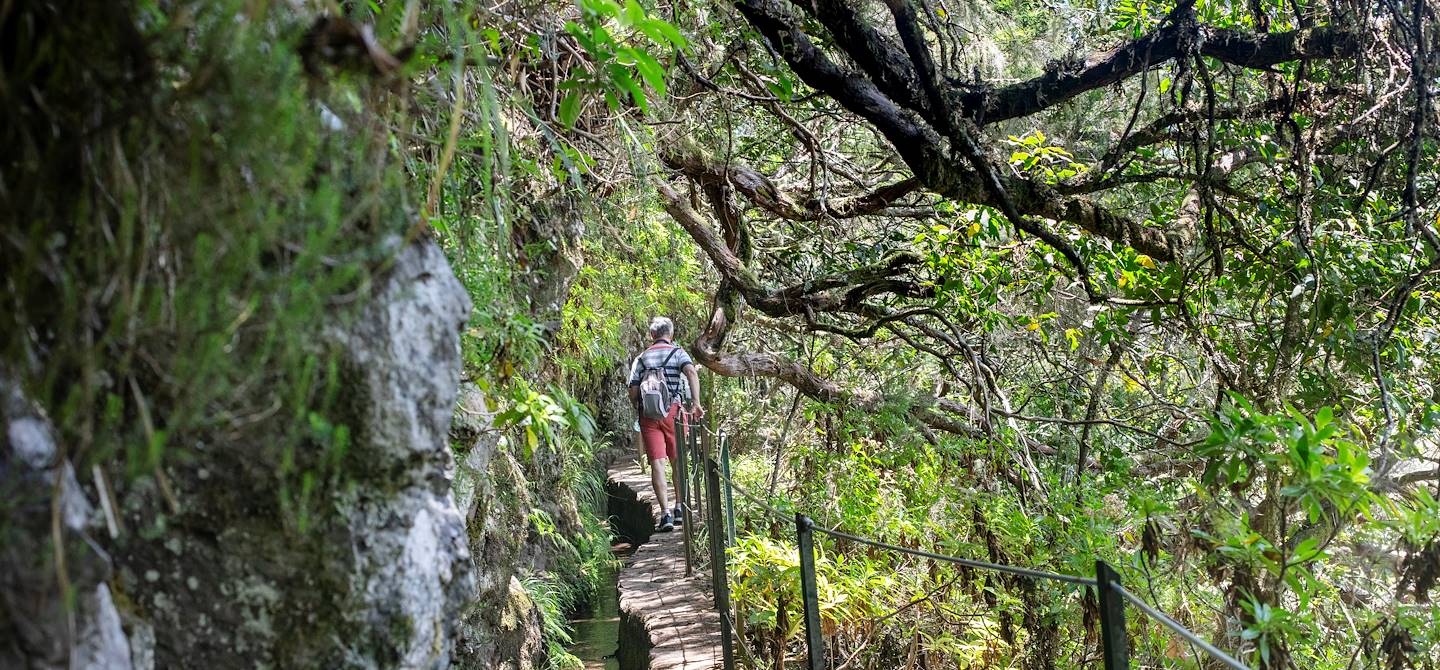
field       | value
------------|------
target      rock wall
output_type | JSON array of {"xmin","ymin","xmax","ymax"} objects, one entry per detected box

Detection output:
[
  {"xmin": 4, "ymin": 5, "xmax": 626, "ymax": 670},
  {"xmin": 0, "ymin": 373, "xmax": 137, "ymax": 670},
  {"xmin": 114, "ymin": 239, "xmax": 475, "ymax": 669},
  {"xmin": 323, "ymin": 239, "xmax": 476, "ymax": 669},
  {"xmin": 2, "ymin": 239, "xmax": 478, "ymax": 669},
  {"xmin": 449, "ymin": 380, "xmax": 597, "ymax": 670},
  {"xmin": 447, "ymin": 192, "xmax": 625, "ymax": 670},
  {"xmin": 588, "ymin": 362, "xmax": 644, "ymax": 460},
  {"xmin": 516, "ymin": 196, "xmax": 586, "ymax": 325},
  {"xmin": 451, "ymin": 384, "xmax": 545, "ymax": 670},
  {"xmin": 0, "ymin": 212, "xmax": 624, "ymax": 670}
]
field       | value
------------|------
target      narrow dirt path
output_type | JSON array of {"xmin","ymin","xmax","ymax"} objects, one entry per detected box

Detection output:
[{"xmin": 606, "ymin": 462, "xmax": 722, "ymax": 670}]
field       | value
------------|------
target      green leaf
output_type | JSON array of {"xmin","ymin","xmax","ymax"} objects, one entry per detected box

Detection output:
[
  {"xmin": 585, "ymin": 0, "xmax": 623, "ymax": 19},
  {"xmin": 623, "ymin": 0, "xmax": 646, "ymax": 25},
  {"xmin": 630, "ymin": 49, "xmax": 667, "ymax": 94},
  {"xmin": 607, "ymin": 64, "xmax": 647, "ymax": 111},
  {"xmin": 644, "ymin": 18, "xmax": 687, "ymax": 48},
  {"xmin": 558, "ymin": 92, "xmax": 582, "ymax": 127},
  {"xmin": 591, "ymin": 23, "xmax": 616, "ymax": 50}
]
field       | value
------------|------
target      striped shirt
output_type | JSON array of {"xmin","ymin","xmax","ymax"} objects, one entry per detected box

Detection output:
[{"xmin": 627, "ymin": 341, "xmax": 693, "ymax": 403}]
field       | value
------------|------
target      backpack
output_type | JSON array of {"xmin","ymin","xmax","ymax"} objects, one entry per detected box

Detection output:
[{"xmin": 638, "ymin": 347, "xmax": 680, "ymax": 420}]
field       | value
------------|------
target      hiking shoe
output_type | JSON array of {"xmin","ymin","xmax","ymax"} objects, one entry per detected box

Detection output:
[
  {"xmin": 658, "ymin": 513, "xmax": 674, "ymax": 532},
  {"xmin": 672, "ymin": 506, "xmax": 684, "ymax": 525}
]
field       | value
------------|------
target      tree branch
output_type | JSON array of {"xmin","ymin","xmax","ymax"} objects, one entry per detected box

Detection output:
[
  {"xmin": 656, "ymin": 182, "xmax": 931, "ymax": 317},
  {"xmin": 733, "ymin": 0, "xmax": 1191, "ymax": 262},
  {"xmin": 663, "ymin": 149, "xmax": 922, "ymax": 221},
  {"xmin": 957, "ymin": 24, "xmax": 1360, "ymax": 124},
  {"xmin": 690, "ymin": 278, "xmax": 985, "ymax": 439}
]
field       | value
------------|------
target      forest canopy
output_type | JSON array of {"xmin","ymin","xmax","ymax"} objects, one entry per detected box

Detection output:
[{"xmin": 605, "ymin": 0, "xmax": 1439, "ymax": 667}]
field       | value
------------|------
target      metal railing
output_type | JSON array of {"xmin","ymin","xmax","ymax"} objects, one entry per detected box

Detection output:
[{"xmin": 666, "ymin": 423, "xmax": 1250, "ymax": 670}]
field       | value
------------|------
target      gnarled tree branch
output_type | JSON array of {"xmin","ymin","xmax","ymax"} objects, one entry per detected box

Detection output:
[
  {"xmin": 663, "ymin": 150, "xmax": 922, "ymax": 221},
  {"xmin": 685, "ymin": 230, "xmax": 985, "ymax": 440},
  {"xmin": 734, "ymin": 0, "xmax": 1191, "ymax": 262},
  {"xmin": 657, "ymin": 182, "xmax": 931, "ymax": 317},
  {"xmin": 958, "ymin": 24, "xmax": 1360, "ymax": 124}
]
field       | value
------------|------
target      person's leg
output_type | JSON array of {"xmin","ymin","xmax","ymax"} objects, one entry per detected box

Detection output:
[
  {"xmin": 665, "ymin": 406, "xmax": 682, "ymax": 516},
  {"xmin": 649, "ymin": 457, "xmax": 670, "ymax": 512},
  {"xmin": 639, "ymin": 418, "xmax": 672, "ymax": 515}
]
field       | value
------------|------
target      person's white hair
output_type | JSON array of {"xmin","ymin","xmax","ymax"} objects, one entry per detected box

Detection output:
[{"xmin": 648, "ymin": 316, "xmax": 674, "ymax": 339}]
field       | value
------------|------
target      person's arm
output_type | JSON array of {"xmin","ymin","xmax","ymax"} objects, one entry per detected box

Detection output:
[
  {"xmin": 683, "ymin": 363, "xmax": 703, "ymax": 418},
  {"xmin": 626, "ymin": 357, "xmax": 641, "ymax": 409},
  {"xmin": 633, "ymin": 419, "xmax": 646, "ymax": 472}
]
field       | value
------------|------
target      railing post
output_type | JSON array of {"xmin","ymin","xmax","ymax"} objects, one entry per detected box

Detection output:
[
  {"xmin": 692, "ymin": 417, "xmax": 704, "ymax": 521},
  {"xmin": 705, "ymin": 457, "xmax": 721, "ymax": 602},
  {"xmin": 673, "ymin": 413, "xmax": 688, "ymax": 508},
  {"xmin": 1096, "ymin": 560, "xmax": 1129, "ymax": 670},
  {"xmin": 707, "ymin": 458, "xmax": 736, "ymax": 670},
  {"xmin": 796, "ymin": 514, "xmax": 825, "ymax": 670},
  {"xmin": 675, "ymin": 412, "xmax": 693, "ymax": 576},
  {"xmin": 721, "ymin": 434, "xmax": 735, "ymax": 546}
]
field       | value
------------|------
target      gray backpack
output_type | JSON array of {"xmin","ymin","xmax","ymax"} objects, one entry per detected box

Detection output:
[{"xmin": 638, "ymin": 347, "xmax": 680, "ymax": 420}]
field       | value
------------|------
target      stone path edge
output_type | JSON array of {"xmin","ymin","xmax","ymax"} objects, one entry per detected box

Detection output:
[{"xmin": 607, "ymin": 462, "xmax": 722, "ymax": 670}]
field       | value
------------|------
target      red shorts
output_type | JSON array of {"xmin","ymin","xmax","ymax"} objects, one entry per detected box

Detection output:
[{"xmin": 639, "ymin": 404, "xmax": 684, "ymax": 462}]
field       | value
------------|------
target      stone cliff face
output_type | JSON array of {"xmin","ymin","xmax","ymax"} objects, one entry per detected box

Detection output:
[
  {"xmin": 451, "ymin": 386, "xmax": 545, "ymax": 670},
  {"xmin": 0, "ymin": 222, "xmax": 631, "ymax": 670},
  {"xmin": 1, "ymin": 374, "xmax": 136, "ymax": 669},
  {"xmin": 585, "ymin": 362, "xmax": 642, "ymax": 461},
  {"xmin": 4, "ymin": 6, "xmax": 622, "ymax": 669},
  {"xmin": 323, "ymin": 240, "xmax": 477, "ymax": 669},
  {"xmin": 1, "ymin": 239, "xmax": 479, "ymax": 669},
  {"xmin": 449, "ymin": 381, "xmax": 605, "ymax": 670}
]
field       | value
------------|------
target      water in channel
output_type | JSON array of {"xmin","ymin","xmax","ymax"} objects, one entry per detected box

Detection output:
[{"xmin": 567, "ymin": 565, "xmax": 620, "ymax": 670}]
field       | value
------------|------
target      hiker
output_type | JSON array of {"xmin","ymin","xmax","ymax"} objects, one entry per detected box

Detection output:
[{"xmin": 627, "ymin": 316, "xmax": 703, "ymax": 532}]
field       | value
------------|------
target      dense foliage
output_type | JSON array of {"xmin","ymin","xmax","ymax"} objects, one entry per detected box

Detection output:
[
  {"xmin": 626, "ymin": 1, "xmax": 1439, "ymax": 669},
  {"xmin": 6, "ymin": 0, "xmax": 1440, "ymax": 669}
]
